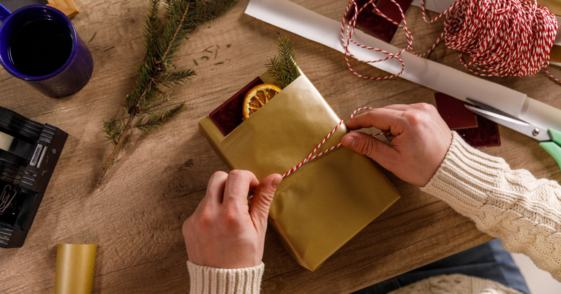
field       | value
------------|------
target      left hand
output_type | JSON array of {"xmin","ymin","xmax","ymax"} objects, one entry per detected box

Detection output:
[{"xmin": 182, "ymin": 170, "xmax": 282, "ymax": 269}]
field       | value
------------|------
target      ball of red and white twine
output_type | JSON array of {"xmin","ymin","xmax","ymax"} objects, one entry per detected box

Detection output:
[
  {"xmin": 282, "ymin": 107, "xmax": 388, "ymax": 178},
  {"xmin": 340, "ymin": 0, "xmax": 560, "ymax": 82}
]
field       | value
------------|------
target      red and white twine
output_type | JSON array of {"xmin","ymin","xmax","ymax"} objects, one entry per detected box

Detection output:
[
  {"xmin": 282, "ymin": 107, "xmax": 388, "ymax": 178},
  {"xmin": 341, "ymin": 0, "xmax": 560, "ymax": 81}
]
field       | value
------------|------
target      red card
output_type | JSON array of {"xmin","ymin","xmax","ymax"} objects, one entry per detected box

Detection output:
[
  {"xmin": 434, "ymin": 92, "xmax": 478, "ymax": 130},
  {"xmin": 434, "ymin": 93, "xmax": 501, "ymax": 148},
  {"xmin": 209, "ymin": 77, "xmax": 263, "ymax": 136},
  {"xmin": 345, "ymin": 0, "xmax": 413, "ymax": 43},
  {"xmin": 456, "ymin": 115, "xmax": 501, "ymax": 148}
]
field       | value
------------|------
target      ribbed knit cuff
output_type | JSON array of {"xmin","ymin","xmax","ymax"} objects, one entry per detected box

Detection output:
[
  {"xmin": 421, "ymin": 131, "xmax": 508, "ymax": 215},
  {"xmin": 187, "ymin": 261, "xmax": 265, "ymax": 294}
]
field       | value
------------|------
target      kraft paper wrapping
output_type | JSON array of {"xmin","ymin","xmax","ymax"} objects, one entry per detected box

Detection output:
[
  {"xmin": 54, "ymin": 244, "xmax": 97, "ymax": 294},
  {"xmin": 199, "ymin": 72, "xmax": 401, "ymax": 271}
]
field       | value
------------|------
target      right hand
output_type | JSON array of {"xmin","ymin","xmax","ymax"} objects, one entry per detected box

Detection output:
[{"xmin": 341, "ymin": 103, "xmax": 452, "ymax": 187}]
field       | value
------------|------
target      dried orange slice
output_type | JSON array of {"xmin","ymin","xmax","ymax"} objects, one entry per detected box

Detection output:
[{"xmin": 243, "ymin": 84, "xmax": 281, "ymax": 119}]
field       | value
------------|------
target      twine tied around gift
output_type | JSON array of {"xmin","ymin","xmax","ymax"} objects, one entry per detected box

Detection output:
[
  {"xmin": 282, "ymin": 107, "xmax": 389, "ymax": 178},
  {"xmin": 340, "ymin": 0, "xmax": 561, "ymax": 82}
]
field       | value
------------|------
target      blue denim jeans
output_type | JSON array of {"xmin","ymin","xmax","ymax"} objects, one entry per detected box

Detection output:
[{"xmin": 352, "ymin": 239, "xmax": 530, "ymax": 294}]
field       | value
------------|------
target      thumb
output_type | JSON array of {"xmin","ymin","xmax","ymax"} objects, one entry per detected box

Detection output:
[
  {"xmin": 250, "ymin": 174, "xmax": 282, "ymax": 232},
  {"xmin": 341, "ymin": 132, "xmax": 398, "ymax": 166}
]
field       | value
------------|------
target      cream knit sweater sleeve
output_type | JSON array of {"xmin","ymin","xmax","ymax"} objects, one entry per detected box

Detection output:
[
  {"xmin": 187, "ymin": 261, "xmax": 264, "ymax": 293},
  {"xmin": 422, "ymin": 131, "xmax": 561, "ymax": 281}
]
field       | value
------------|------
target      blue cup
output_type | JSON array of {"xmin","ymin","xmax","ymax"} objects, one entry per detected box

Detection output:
[{"xmin": 0, "ymin": 4, "xmax": 93, "ymax": 98}]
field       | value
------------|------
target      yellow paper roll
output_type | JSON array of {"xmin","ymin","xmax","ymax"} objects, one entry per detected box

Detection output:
[{"xmin": 55, "ymin": 244, "xmax": 97, "ymax": 294}]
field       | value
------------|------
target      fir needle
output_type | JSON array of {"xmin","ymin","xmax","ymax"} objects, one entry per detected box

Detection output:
[{"xmin": 88, "ymin": 31, "xmax": 97, "ymax": 43}]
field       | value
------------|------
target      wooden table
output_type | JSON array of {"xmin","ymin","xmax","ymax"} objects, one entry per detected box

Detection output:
[{"xmin": 0, "ymin": 0, "xmax": 560, "ymax": 293}]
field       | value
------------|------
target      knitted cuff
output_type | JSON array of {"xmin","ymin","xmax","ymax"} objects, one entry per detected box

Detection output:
[
  {"xmin": 421, "ymin": 131, "xmax": 508, "ymax": 215},
  {"xmin": 187, "ymin": 261, "xmax": 265, "ymax": 294}
]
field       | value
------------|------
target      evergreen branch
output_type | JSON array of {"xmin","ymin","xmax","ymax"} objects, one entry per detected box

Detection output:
[
  {"xmin": 266, "ymin": 37, "xmax": 299, "ymax": 89},
  {"xmin": 160, "ymin": 2, "xmax": 190, "ymax": 63},
  {"xmin": 102, "ymin": 119, "xmax": 123, "ymax": 146},
  {"xmin": 135, "ymin": 103, "xmax": 185, "ymax": 132},
  {"xmin": 97, "ymin": 0, "xmax": 237, "ymax": 188},
  {"xmin": 98, "ymin": 115, "xmax": 134, "ymax": 184},
  {"xmin": 143, "ymin": 0, "xmax": 161, "ymax": 60},
  {"xmin": 155, "ymin": 69, "xmax": 196, "ymax": 87},
  {"xmin": 139, "ymin": 92, "xmax": 173, "ymax": 113}
]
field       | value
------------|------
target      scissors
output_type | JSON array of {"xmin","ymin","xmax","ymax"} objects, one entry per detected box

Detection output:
[{"xmin": 465, "ymin": 98, "xmax": 561, "ymax": 170}]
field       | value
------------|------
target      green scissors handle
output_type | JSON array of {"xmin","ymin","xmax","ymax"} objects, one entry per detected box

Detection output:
[{"xmin": 539, "ymin": 129, "xmax": 561, "ymax": 170}]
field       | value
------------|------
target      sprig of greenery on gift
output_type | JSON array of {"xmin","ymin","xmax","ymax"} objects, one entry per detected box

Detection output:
[
  {"xmin": 266, "ymin": 37, "xmax": 300, "ymax": 89},
  {"xmin": 97, "ymin": 0, "xmax": 237, "ymax": 187}
]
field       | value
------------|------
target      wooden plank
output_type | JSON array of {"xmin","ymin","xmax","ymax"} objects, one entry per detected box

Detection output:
[{"xmin": 0, "ymin": 0, "xmax": 559, "ymax": 293}]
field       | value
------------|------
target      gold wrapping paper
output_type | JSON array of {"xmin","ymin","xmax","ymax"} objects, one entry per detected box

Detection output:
[
  {"xmin": 199, "ymin": 72, "xmax": 400, "ymax": 271},
  {"xmin": 54, "ymin": 244, "xmax": 97, "ymax": 294}
]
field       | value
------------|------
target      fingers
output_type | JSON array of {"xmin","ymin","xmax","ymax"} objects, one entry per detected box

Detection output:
[
  {"xmin": 346, "ymin": 108, "xmax": 404, "ymax": 135},
  {"xmin": 250, "ymin": 174, "xmax": 282, "ymax": 232},
  {"xmin": 205, "ymin": 171, "xmax": 228, "ymax": 204},
  {"xmin": 341, "ymin": 131, "xmax": 399, "ymax": 168},
  {"xmin": 223, "ymin": 170, "xmax": 259, "ymax": 206}
]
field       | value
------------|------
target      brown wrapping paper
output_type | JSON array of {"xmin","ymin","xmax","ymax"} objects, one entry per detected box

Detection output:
[
  {"xmin": 54, "ymin": 244, "xmax": 97, "ymax": 294},
  {"xmin": 199, "ymin": 72, "xmax": 401, "ymax": 271}
]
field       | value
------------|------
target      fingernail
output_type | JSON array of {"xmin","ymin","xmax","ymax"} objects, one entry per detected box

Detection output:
[
  {"xmin": 342, "ymin": 135, "xmax": 356, "ymax": 148},
  {"xmin": 271, "ymin": 176, "xmax": 282, "ymax": 189}
]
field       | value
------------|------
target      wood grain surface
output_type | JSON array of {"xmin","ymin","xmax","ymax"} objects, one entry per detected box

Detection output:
[{"xmin": 1, "ymin": 0, "xmax": 560, "ymax": 293}]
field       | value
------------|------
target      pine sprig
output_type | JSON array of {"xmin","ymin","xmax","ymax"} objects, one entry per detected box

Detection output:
[
  {"xmin": 98, "ymin": 0, "xmax": 237, "ymax": 187},
  {"xmin": 266, "ymin": 37, "xmax": 299, "ymax": 89},
  {"xmin": 135, "ymin": 103, "xmax": 185, "ymax": 132},
  {"xmin": 156, "ymin": 69, "xmax": 196, "ymax": 87}
]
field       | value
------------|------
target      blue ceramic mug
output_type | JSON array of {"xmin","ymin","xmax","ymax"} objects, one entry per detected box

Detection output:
[{"xmin": 0, "ymin": 4, "xmax": 93, "ymax": 98}]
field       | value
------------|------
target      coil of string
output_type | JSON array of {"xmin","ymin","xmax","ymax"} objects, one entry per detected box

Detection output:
[{"xmin": 341, "ymin": 0, "xmax": 560, "ymax": 82}]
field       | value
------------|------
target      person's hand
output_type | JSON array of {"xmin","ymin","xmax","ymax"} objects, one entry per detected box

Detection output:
[
  {"xmin": 182, "ymin": 170, "xmax": 282, "ymax": 269},
  {"xmin": 341, "ymin": 103, "xmax": 452, "ymax": 187}
]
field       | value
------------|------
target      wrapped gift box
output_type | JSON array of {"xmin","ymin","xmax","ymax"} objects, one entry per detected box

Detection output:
[{"xmin": 199, "ymin": 70, "xmax": 401, "ymax": 271}]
